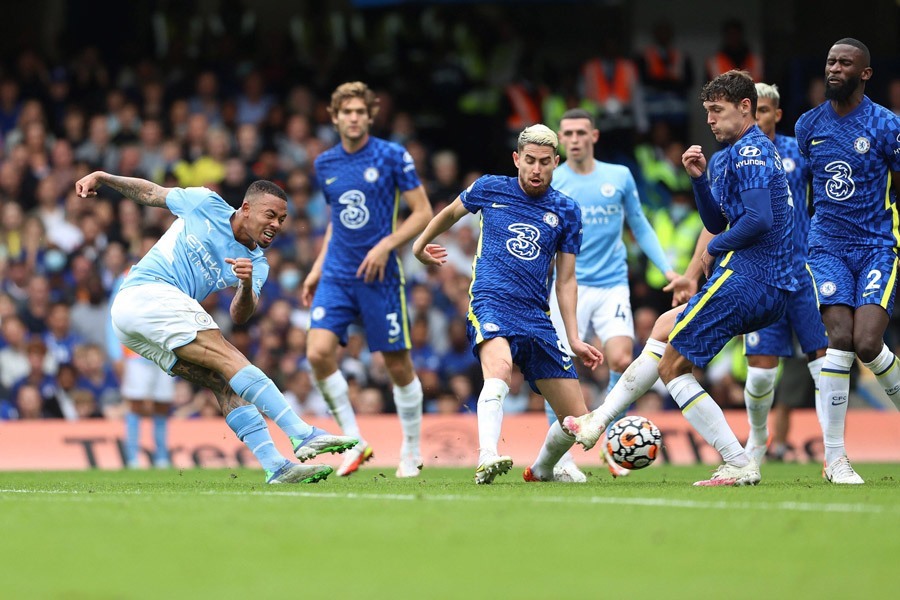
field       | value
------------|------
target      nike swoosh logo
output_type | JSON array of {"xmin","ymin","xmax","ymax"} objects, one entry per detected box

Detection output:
[
  {"xmin": 491, "ymin": 203, "xmax": 509, "ymax": 208},
  {"xmin": 863, "ymin": 290, "xmax": 880, "ymax": 297},
  {"xmin": 388, "ymin": 336, "xmax": 400, "ymax": 344},
  {"xmin": 831, "ymin": 399, "xmax": 848, "ymax": 406},
  {"xmin": 811, "ymin": 139, "xmax": 826, "ymax": 146},
  {"xmin": 326, "ymin": 177, "xmax": 338, "ymax": 185},
  {"xmin": 563, "ymin": 363, "xmax": 574, "ymax": 371}
]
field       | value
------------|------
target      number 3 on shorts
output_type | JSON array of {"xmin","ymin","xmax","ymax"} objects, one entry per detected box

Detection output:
[{"xmin": 386, "ymin": 312, "xmax": 401, "ymax": 336}]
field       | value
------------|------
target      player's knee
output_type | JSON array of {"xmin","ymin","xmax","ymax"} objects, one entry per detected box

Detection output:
[
  {"xmin": 608, "ymin": 351, "xmax": 631, "ymax": 373},
  {"xmin": 854, "ymin": 336, "xmax": 882, "ymax": 363},
  {"xmin": 657, "ymin": 354, "xmax": 688, "ymax": 383}
]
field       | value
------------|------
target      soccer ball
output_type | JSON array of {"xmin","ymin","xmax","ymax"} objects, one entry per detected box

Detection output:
[{"xmin": 605, "ymin": 416, "xmax": 662, "ymax": 469}]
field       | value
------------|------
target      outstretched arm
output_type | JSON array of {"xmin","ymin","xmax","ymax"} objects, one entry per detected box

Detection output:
[
  {"xmin": 75, "ymin": 171, "xmax": 173, "ymax": 208},
  {"xmin": 411, "ymin": 196, "xmax": 469, "ymax": 266}
]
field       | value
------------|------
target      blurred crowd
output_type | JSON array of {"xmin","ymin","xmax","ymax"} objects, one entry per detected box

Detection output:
[{"xmin": 2, "ymin": 5, "xmax": 900, "ymax": 423}]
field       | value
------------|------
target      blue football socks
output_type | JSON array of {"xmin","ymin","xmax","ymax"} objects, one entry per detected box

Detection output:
[
  {"xmin": 225, "ymin": 405, "xmax": 288, "ymax": 473},
  {"xmin": 230, "ymin": 365, "xmax": 314, "ymax": 441}
]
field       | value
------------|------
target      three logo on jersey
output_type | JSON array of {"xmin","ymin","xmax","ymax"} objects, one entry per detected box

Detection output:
[{"xmin": 503, "ymin": 213, "xmax": 560, "ymax": 261}]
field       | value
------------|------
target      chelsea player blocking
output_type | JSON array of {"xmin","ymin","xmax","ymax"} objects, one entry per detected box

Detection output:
[
  {"xmin": 303, "ymin": 82, "xmax": 433, "ymax": 478},
  {"xmin": 76, "ymin": 174, "xmax": 358, "ymax": 484},
  {"xmin": 568, "ymin": 70, "xmax": 796, "ymax": 486},
  {"xmin": 412, "ymin": 124, "xmax": 603, "ymax": 484},
  {"xmin": 795, "ymin": 38, "xmax": 900, "ymax": 484},
  {"xmin": 548, "ymin": 108, "xmax": 677, "ymax": 479}
]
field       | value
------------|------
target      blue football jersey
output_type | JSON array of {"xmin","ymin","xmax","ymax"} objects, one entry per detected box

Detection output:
[
  {"xmin": 461, "ymin": 175, "xmax": 582, "ymax": 326},
  {"xmin": 775, "ymin": 133, "xmax": 811, "ymax": 275},
  {"xmin": 121, "ymin": 187, "xmax": 269, "ymax": 301},
  {"xmin": 315, "ymin": 136, "xmax": 422, "ymax": 282},
  {"xmin": 707, "ymin": 125, "xmax": 795, "ymax": 290},
  {"xmin": 796, "ymin": 96, "xmax": 900, "ymax": 250},
  {"xmin": 552, "ymin": 160, "xmax": 668, "ymax": 287}
]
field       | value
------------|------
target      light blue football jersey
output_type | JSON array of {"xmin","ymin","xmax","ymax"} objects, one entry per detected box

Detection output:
[
  {"xmin": 796, "ymin": 96, "xmax": 900, "ymax": 250},
  {"xmin": 552, "ymin": 160, "xmax": 669, "ymax": 287},
  {"xmin": 121, "ymin": 187, "xmax": 269, "ymax": 300}
]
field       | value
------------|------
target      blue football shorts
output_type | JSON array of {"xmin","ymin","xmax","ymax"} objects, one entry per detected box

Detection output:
[
  {"xmin": 308, "ymin": 277, "xmax": 411, "ymax": 352},
  {"xmin": 808, "ymin": 246, "xmax": 898, "ymax": 314},
  {"xmin": 744, "ymin": 265, "xmax": 829, "ymax": 357},
  {"xmin": 669, "ymin": 267, "xmax": 789, "ymax": 368},
  {"xmin": 467, "ymin": 304, "xmax": 577, "ymax": 393}
]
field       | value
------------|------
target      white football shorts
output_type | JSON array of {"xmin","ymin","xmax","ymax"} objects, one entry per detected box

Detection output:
[
  {"xmin": 550, "ymin": 284, "xmax": 634, "ymax": 355},
  {"xmin": 121, "ymin": 355, "xmax": 176, "ymax": 402},
  {"xmin": 111, "ymin": 283, "xmax": 219, "ymax": 373}
]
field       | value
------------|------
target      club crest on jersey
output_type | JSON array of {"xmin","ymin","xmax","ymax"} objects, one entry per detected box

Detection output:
[
  {"xmin": 739, "ymin": 145, "xmax": 761, "ymax": 157},
  {"xmin": 600, "ymin": 183, "xmax": 616, "ymax": 197},
  {"xmin": 483, "ymin": 323, "xmax": 500, "ymax": 332},
  {"xmin": 782, "ymin": 157, "xmax": 795, "ymax": 173},
  {"xmin": 312, "ymin": 307, "xmax": 326, "ymax": 321},
  {"xmin": 195, "ymin": 313, "xmax": 213, "ymax": 327},
  {"xmin": 364, "ymin": 167, "xmax": 379, "ymax": 182},
  {"xmin": 853, "ymin": 137, "xmax": 870, "ymax": 154},
  {"xmin": 543, "ymin": 212, "xmax": 559, "ymax": 227},
  {"xmin": 819, "ymin": 281, "xmax": 837, "ymax": 297},
  {"xmin": 746, "ymin": 332, "xmax": 760, "ymax": 347}
]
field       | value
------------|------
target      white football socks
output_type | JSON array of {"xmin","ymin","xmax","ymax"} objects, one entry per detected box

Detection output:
[
  {"xmin": 668, "ymin": 373, "xmax": 749, "ymax": 466},
  {"xmin": 477, "ymin": 378, "xmax": 508, "ymax": 463},
  {"xmin": 316, "ymin": 370, "xmax": 363, "ymax": 442},
  {"xmin": 744, "ymin": 366, "xmax": 778, "ymax": 447},
  {"xmin": 393, "ymin": 377, "xmax": 423, "ymax": 458},
  {"xmin": 593, "ymin": 338, "xmax": 666, "ymax": 427},
  {"xmin": 820, "ymin": 349, "xmax": 855, "ymax": 465}
]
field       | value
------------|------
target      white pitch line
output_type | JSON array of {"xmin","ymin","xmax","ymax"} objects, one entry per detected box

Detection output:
[{"xmin": 0, "ymin": 488, "xmax": 891, "ymax": 515}]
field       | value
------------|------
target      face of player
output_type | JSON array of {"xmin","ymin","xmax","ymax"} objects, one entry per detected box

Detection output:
[
  {"xmin": 558, "ymin": 117, "xmax": 598, "ymax": 164},
  {"xmin": 513, "ymin": 143, "xmax": 559, "ymax": 197},
  {"xmin": 333, "ymin": 97, "xmax": 371, "ymax": 146},
  {"xmin": 824, "ymin": 44, "xmax": 871, "ymax": 103},
  {"xmin": 243, "ymin": 194, "xmax": 287, "ymax": 248},
  {"xmin": 703, "ymin": 97, "xmax": 751, "ymax": 144},
  {"xmin": 755, "ymin": 97, "xmax": 781, "ymax": 139}
]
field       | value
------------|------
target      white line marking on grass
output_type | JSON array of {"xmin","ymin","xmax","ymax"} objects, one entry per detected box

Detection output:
[{"xmin": 1, "ymin": 488, "xmax": 889, "ymax": 515}]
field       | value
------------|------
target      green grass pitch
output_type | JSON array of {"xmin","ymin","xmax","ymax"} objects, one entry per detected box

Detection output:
[{"xmin": 2, "ymin": 463, "xmax": 898, "ymax": 599}]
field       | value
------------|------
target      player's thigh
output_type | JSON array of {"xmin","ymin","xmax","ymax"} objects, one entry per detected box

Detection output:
[
  {"xmin": 808, "ymin": 248, "xmax": 855, "ymax": 309},
  {"xmin": 514, "ymin": 327, "xmax": 578, "ymax": 395},
  {"xmin": 587, "ymin": 285, "xmax": 634, "ymax": 344},
  {"xmin": 122, "ymin": 356, "xmax": 169, "ymax": 401},
  {"xmin": 744, "ymin": 316, "xmax": 793, "ymax": 358},
  {"xmin": 308, "ymin": 278, "xmax": 360, "ymax": 346},
  {"xmin": 669, "ymin": 269, "xmax": 787, "ymax": 369},
  {"xmin": 787, "ymin": 269, "xmax": 829, "ymax": 355},
  {"xmin": 536, "ymin": 377, "xmax": 587, "ymax": 421},
  {"xmin": 111, "ymin": 284, "xmax": 219, "ymax": 373},
  {"xmin": 359, "ymin": 280, "xmax": 413, "ymax": 353},
  {"xmin": 476, "ymin": 337, "xmax": 514, "ymax": 382},
  {"xmin": 853, "ymin": 246, "xmax": 899, "ymax": 313}
]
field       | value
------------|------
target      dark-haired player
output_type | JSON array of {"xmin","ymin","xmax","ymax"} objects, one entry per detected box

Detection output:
[
  {"xmin": 795, "ymin": 38, "xmax": 900, "ymax": 484},
  {"xmin": 76, "ymin": 171, "xmax": 357, "ymax": 484}
]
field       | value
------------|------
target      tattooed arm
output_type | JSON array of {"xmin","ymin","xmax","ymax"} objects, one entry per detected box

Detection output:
[{"xmin": 75, "ymin": 170, "xmax": 173, "ymax": 208}]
